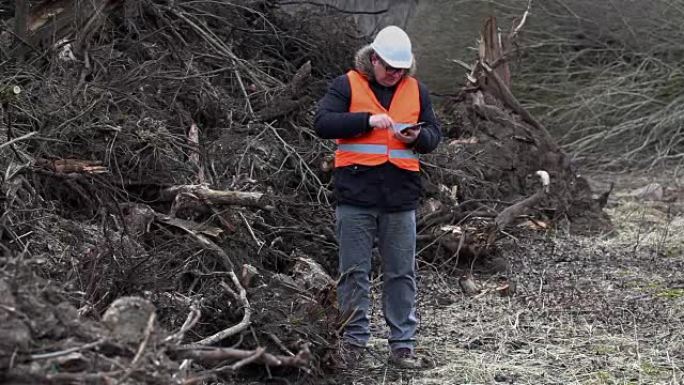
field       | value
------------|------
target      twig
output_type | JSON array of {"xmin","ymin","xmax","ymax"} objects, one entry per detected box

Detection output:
[
  {"xmin": 0, "ymin": 131, "xmax": 37, "ymax": 150},
  {"xmin": 234, "ymin": 68, "xmax": 256, "ymax": 119},
  {"xmin": 210, "ymin": 347, "xmax": 266, "ymax": 372},
  {"xmin": 187, "ymin": 123, "xmax": 205, "ymax": 184},
  {"xmin": 451, "ymin": 59, "xmax": 473, "ymax": 72},
  {"xmin": 231, "ymin": 347, "xmax": 265, "ymax": 370},
  {"xmin": 512, "ymin": 0, "xmax": 533, "ymax": 37},
  {"xmin": 172, "ymin": 358, "xmax": 195, "ymax": 384},
  {"xmin": 46, "ymin": 371, "xmax": 123, "ymax": 382},
  {"xmin": 30, "ymin": 338, "xmax": 107, "ymax": 361},
  {"xmin": 132, "ymin": 313, "xmax": 157, "ymax": 365},
  {"xmin": 187, "ymin": 229, "xmax": 235, "ymax": 271},
  {"xmin": 267, "ymin": 332, "xmax": 295, "ymax": 357},
  {"xmin": 155, "ymin": 214, "xmax": 224, "ymax": 238},
  {"xmin": 170, "ymin": 8, "xmax": 279, "ymax": 90},
  {"xmin": 219, "ymin": 280, "xmax": 239, "ymax": 301},
  {"xmin": 239, "ymin": 211, "xmax": 265, "ymax": 249},
  {"xmin": 276, "ymin": 1, "xmax": 389, "ymax": 15},
  {"xmin": 181, "ymin": 374, "xmax": 215, "ymax": 385},
  {"xmin": 115, "ymin": 312, "xmax": 156, "ymax": 385},
  {"xmin": 163, "ymin": 302, "xmax": 201, "ymax": 344},
  {"xmin": 265, "ymin": 122, "xmax": 329, "ymax": 203},
  {"xmin": 196, "ymin": 271, "xmax": 251, "ymax": 345}
]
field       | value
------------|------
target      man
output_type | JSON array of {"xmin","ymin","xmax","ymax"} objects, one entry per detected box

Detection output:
[{"xmin": 314, "ymin": 25, "xmax": 441, "ymax": 369}]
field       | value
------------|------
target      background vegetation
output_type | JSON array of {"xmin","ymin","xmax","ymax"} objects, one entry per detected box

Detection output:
[
  {"xmin": 480, "ymin": 0, "xmax": 684, "ymax": 169},
  {"xmin": 399, "ymin": 0, "xmax": 684, "ymax": 170}
]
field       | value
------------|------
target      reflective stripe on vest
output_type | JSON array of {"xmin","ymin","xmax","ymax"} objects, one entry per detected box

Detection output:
[
  {"xmin": 337, "ymin": 143, "xmax": 387, "ymax": 154},
  {"xmin": 389, "ymin": 149, "xmax": 419, "ymax": 159},
  {"xmin": 334, "ymin": 70, "xmax": 421, "ymax": 172}
]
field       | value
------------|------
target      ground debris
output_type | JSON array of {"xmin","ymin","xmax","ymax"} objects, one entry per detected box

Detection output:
[{"xmin": 0, "ymin": 3, "xmax": 614, "ymax": 385}]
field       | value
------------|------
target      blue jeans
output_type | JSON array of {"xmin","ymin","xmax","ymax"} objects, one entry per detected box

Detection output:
[{"xmin": 336, "ymin": 204, "xmax": 417, "ymax": 352}]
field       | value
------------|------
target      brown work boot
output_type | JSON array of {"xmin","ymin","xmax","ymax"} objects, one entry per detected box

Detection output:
[{"xmin": 388, "ymin": 348, "xmax": 431, "ymax": 369}]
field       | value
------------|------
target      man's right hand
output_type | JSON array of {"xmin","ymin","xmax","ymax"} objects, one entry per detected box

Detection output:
[{"xmin": 369, "ymin": 113, "xmax": 394, "ymax": 129}]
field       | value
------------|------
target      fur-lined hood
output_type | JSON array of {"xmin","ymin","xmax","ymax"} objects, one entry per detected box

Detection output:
[{"xmin": 354, "ymin": 45, "xmax": 417, "ymax": 82}]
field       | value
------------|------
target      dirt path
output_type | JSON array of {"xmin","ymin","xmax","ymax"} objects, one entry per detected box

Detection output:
[{"xmin": 330, "ymin": 172, "xmax": 684, "ymax": 384}]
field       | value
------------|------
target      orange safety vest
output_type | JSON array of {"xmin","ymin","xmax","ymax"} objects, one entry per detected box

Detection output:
[{"xmin": 335, "ymin": 70, "xmax": 420, "ymax": 172}]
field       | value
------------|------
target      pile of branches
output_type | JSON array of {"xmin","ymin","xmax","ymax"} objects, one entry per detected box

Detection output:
[
  {"xmin": 0, "ymin": 1, "xmax": 610, "ymax": 384},
  {"xmin": 1, "ymin": 1, "xmax": 357, "ymax": 383}
]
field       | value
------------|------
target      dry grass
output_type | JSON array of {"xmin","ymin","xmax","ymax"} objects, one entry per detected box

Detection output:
[{"xmin": 331, "ymin": 174, "xmax": 684, "ymax": 384}]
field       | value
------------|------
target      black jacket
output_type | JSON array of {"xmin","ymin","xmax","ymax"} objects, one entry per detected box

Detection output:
[{"xmin": 314, "ymin": 73, "xmax": 441, "ymax": 211}]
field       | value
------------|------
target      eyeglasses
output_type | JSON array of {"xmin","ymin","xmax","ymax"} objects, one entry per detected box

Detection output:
[{"xmin": 376, "ymin": 57, "xmax": 406, "ymax": 75}]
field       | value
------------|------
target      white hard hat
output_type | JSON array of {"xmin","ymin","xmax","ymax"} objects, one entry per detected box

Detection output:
[{"xmin": 370, "ymin": 26, "xmax": 413, "ymax": 69}]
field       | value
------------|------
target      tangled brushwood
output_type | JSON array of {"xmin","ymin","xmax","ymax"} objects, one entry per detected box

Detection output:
[
  {"xmin": 1, "ymin": 1, "xmax": 609, "ymax": 384},
  {"xmin": 507, "ymin": 0, "xmax": 684, "ymax": 169}
]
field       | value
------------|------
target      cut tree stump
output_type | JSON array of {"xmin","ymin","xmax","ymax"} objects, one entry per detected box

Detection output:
[
  {"xmin": 102, "ymin": 296, "xmax": 158, "ymax": 345},
  {"xmin": 422, "ymin": 15, "xmax": 612, "ymax": 268}
]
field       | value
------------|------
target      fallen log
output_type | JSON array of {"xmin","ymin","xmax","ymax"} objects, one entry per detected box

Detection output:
[
  {"xmin": 159, "ymin": 185, "xmax": 271, "ymax": 210},
  {"xmin": 36, "ymin": 158, "xmax": 108, "ymax": 174}
]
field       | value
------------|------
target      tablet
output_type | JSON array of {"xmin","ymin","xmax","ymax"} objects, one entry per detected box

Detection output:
[{"xmin": 392, "ymin": 122, "xmax": 426, "ymax": 134}]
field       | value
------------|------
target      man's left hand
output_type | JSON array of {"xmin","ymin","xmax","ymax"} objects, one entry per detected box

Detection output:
[{"xmin": 394, "ymin": 127, "xmax": 420, "ymax": 144}]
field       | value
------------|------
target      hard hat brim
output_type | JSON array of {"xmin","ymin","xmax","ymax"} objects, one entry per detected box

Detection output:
[
  {"xmin": 383, "ymin": 57, "xmax": 413, "ymax": 69},
  {"xmin": 371, "ymin": 43, "xmax": 413, "ymax": 69}
]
